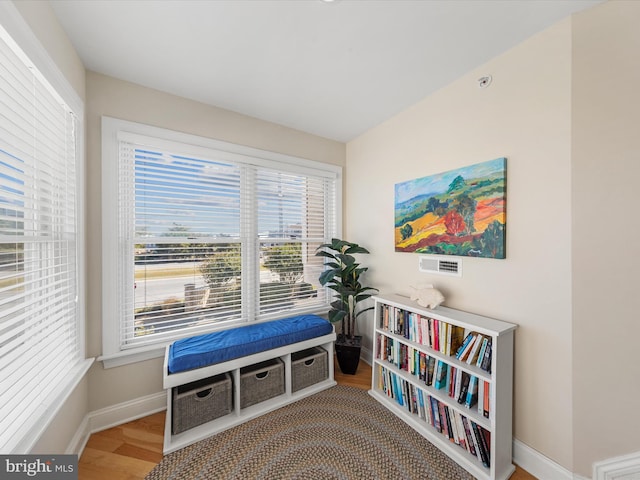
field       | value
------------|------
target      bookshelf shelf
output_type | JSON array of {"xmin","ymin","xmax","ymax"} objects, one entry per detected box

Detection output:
[{"xmin": 369, "ymin": 294, "xmax": 517, "ymax": 480}]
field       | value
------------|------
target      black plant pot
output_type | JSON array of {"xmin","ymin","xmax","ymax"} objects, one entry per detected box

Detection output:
[{"xmin": 335, "ymin": 335, "xmax": 362, "ymax": 375}]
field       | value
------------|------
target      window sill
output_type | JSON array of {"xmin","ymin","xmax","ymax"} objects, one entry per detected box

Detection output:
[
  {"xmin": 98, "ymin": 345, "xmax": 167, "ymax": 369},
  {"xmin": 16, "ymin": 357, "xmax": 94, "ymax": 453}
]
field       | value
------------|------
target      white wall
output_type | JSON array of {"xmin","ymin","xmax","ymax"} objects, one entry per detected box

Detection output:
[
  {"xmin": 346, "ymin": 1, "xmax": 640, "ymax": 476},
  {"xmin": 346, "ymin": 19, "xmax": 575, "ymax": 470},
  {"xmin": 572, "ymin": 0, "xmax": 640, "ymax": 475}
]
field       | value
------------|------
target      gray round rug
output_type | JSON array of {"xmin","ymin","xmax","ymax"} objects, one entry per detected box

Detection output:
[{"xmin": 146, "ymin": 385, "xmax": 474, "ymax": 480}]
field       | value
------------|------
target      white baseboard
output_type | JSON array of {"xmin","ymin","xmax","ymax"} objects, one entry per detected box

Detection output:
[
  {"xmin": 513, "ymin": 438, "xmax": 589, "ymax": 480},
  {"xmin": 361, "ymin": 346, "xmax": 373, "ymax": 366},
  {"xmin": 67, "ymin": 391, "xmax": 167, "ymax": 457},
  {"xmin": 594, "ymin": 451, "xmax": 640, "ymax": 480},
  {"xmin": 66, "ymin": 414, "xmax": 91, "ymax": 456},
  {"xmin": 88, "ymin": 391, "xmax": 167, "ymax": 433}
]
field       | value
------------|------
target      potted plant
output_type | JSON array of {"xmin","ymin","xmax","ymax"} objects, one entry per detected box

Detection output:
[{"xmin": 316, "ymin": 238, "xmax": 378, "ymax": 374}]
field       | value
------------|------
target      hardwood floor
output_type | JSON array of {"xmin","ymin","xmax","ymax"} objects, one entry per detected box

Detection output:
[{"xmin": 78, "ymin": 360, "xmax": 536, "ymax": 479}]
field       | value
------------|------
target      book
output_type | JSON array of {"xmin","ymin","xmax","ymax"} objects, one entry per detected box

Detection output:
[
  {"xmin": 417, "ymin": 388, "xmax": 425, "ymax": 419},
  {"xmin": 475, "ymin": 337, "xmax": 489, "ymax": 367},
  {"xmin": 449, "ymin": 325, "xmax": 466, "ymax": 357},
  {"xmin": 457, "ymin": 372, "xmax": 470, "ymax": 404},
  {"xmin": 426, "ymin": 356, "xmax": 435, "ymax": 386},
  {"xmin": 472, "ymin": 421, "xmax": 490, "ymax": 468},
  {"xmin": 457, "ymin": 333, "xmax": 478, "ymax": 361},
  {"xmin": 466, "ymin": 334, "xmax": 485, "ymax": 365},
  {"xmin": 401, "ymin": 378, "xmax": 409, "ymax": 408},
  {"xmin": 454, "ymin": 411, "xmax": 467, "ymax": 449},
  {"xmin": 427, "ymin": 395, "xmax": 435, "ymax": 428},
  {"xmin": 455, "ymin": 332, "xmax": 474, "ymax": 358},
  {"xmin": 445, "ymin": 365, "xmax": 453, "ymax": 394},
  {"xmin": 397, "ymin": 309, "xmax": 404, "ymax": 336},
  {"xmin": 481, "ymin": 426, "xmax": 491, "ymax": 462},
  {"xmin": 441, "ymin": 322, "xmax": 449, "ymax": 355},
  {"xmin": 384, "ymin": 368, "xmax": 392, "ymax": 397},
  {"xmin": 448, "ymin": 408, "xmax": 460, "ymax": 444},
  {"xmin": 480, "ymin": 341, "xmax": 492, "ymax": 373},
  {"xmin": 439, "ymin": 402, "xmax": 450, "ymax": 438},
  {"xmin": 469, "ymin": 421, "xmax": 482, "ymax": 462},
  {"xmin": 433, "ymin": 360, "xmax": 448, "ymax": 390},
  {"xmin": 443, "ymin": 405, "xmax": 454, "ymax": 442},
  {"xmin": 393, "ymin": 373, "xmax": 402, "ymax": 405},
  {"xmin": 410, "ymin": 383, "xmax": 417, "ymax": 414},
  {"xmin": 483, "ymin": 381, "xmax": 490, "ymax": 418},
  {"xmin": 461, "ymin": 416, "xmax": 477, "ymax": 457},
  {"xmin": 453, "ymin": 367, "xmax": 462, "ymax": 400},
  {"xmin": 420, "ymin": 316, "xmax": 428, "ymax": 346},
  {"xmin": 465, "ymin": 376, "xmax": 478, "ymax": 408},
  {"xmin": 431, "ymin": 397, "xmax": 441, "ymax": 432}
]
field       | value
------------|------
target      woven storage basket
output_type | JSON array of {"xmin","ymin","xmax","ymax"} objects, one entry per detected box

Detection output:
[
  {"xmin": 240, "ymin": 358, "xmax": 284, "ymax": 409},
  {"xmin": 172, "ymin": 372, "xmax": 232, "ymax": 434},
  {"xmin": 291, "ymin": 347, "xmax": 328, "ymax": 392}
]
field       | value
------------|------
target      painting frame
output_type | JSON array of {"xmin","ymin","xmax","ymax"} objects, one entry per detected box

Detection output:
[{"xmin": 394, "ymin": 157, "xmax": 506, "ymax": 259}]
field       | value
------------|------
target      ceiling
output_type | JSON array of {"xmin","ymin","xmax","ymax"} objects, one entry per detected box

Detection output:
[{"xmin": 50, "ymin": 0, "xmax": 602, "ymax": 142}]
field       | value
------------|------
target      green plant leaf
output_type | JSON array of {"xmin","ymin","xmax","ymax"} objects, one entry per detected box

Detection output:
[
  {"xmin": 330, "ymin": 238, "xmax": 350, "ymax": 250},
  {"xmin": 319, "ymin": 268, "xmax": 340, "ymax": 286},
  {"xmin": 336, "ymin": 254, "xmax": 356, "ymax": 266},
  {"xmin": 330, "ymin": 299, "xmax": 347, "ymax": 311},
  {"xmin": 328, "ymin": 309, "xmax": 347, "ymax": 323},
  {"xmin": 344, "ymin": 245, "xmax": 370, "ymax": 254},
  {"xmin": 354, "ymin": 267, "xmax": 369, "ymax": 276}
]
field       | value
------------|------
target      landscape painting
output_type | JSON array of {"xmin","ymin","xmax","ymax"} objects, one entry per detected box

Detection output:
[{"xmin": 394, "ymin": 157, "xmax": 506, "ymax": 258}]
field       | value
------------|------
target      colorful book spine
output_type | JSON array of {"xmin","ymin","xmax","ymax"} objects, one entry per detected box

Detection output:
[
  {"xmin": 433, "ymin": 360, "xmax": 447, "ymax": 390},
  {"xmin": 465, "ymin": 376, "xmax": 478, "ymax": 408}
]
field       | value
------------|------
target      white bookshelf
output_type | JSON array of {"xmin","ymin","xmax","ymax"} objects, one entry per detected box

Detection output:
[{"xmin": 369, "ymin": 294, "xmax": 517, "ymax": 480}]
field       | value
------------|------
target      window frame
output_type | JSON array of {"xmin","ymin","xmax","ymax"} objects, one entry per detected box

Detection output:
[
  {"xmin": 0, "ymin": 2, "xmax": 91, "ymax": 453},
  {"xmin": 100, "ymin": 117, "xmax": 342, "ymax": 367}
]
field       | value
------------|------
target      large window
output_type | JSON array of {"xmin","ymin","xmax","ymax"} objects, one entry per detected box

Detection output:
[
  {"xmin": 102, "ymin": 118, "xmax": 340, "ymax": 364},
  {"xmin": 0, "ymin": 13, "xmax": 86, "ymax": 452}
]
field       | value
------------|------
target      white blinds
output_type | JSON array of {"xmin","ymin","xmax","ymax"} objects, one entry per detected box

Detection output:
[
  {"xmin": 0, "ymin": 28, "xmax": 80, "ymax": 451},
  {"xmin": 255, "ymin": 167, "xmax": 333, "ymax": 316},
  {"xmin": 116, "ymin": 137, "xmax": 337, "ymax": 349}
]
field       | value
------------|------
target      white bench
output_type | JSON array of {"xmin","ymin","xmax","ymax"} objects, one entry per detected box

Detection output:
[{"xmin": 162, "ymin": 316, "xmax": 336, "ymax": 453}]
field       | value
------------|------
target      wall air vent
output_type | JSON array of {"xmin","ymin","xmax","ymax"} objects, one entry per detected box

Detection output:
[{"xmin": 418, "ymin": 256, "xmax": 462, "ymax": 277}]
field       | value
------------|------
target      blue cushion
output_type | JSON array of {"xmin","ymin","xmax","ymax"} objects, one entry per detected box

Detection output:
[{"xmin": 168, "ymin": 314, "xmax": 332, "ymax": 374}]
